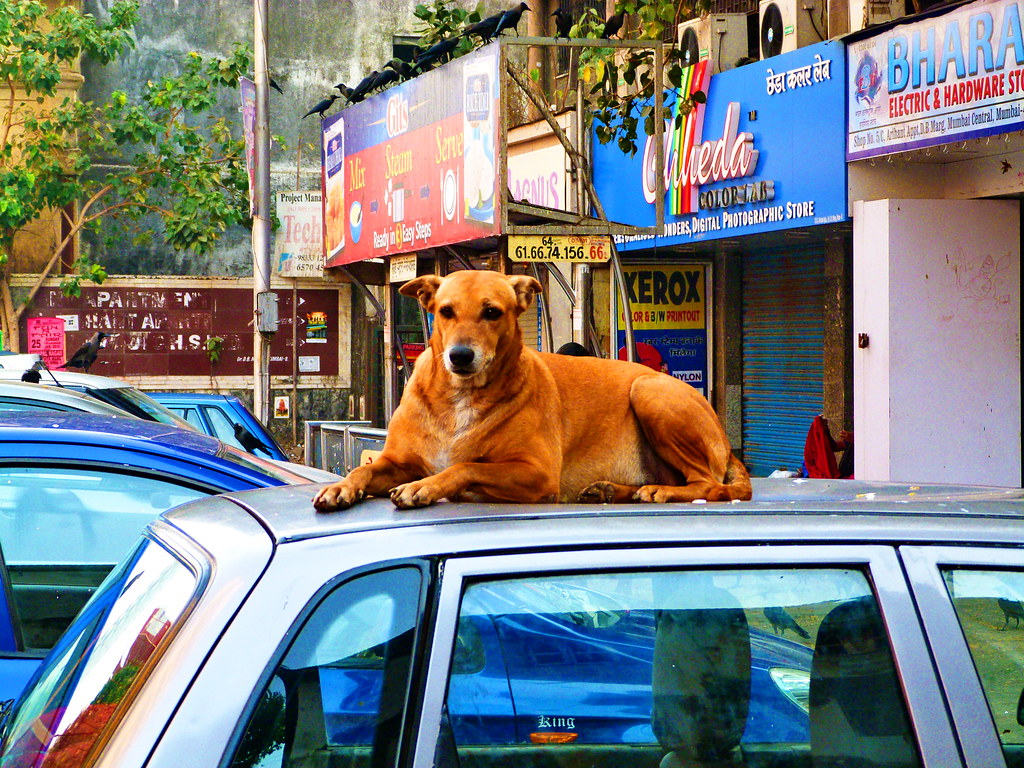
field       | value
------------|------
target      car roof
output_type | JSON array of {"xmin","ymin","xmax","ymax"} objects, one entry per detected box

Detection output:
[
  {"xmin": 0, "ymin": 410, "xmax": 227, "ymax": 454},
  {"xmin": 0, "ymin": 367, "xmax": 133, "ymax": 390},
  {"xmin": 0, "ymin": 380, "xmax": 138, "ymax": 415},
  {"xmin": 149, "ymin": 392, "xmax": 234, "ymax": 404},
  {"xmin": 177, "ymin": 478, "xmax": 1024, "ymax": 552}
]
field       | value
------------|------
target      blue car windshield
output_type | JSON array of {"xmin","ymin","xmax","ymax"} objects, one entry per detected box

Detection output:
[{"xmin": 0, "ymin": 538, "xmax": 198, "ymax": 767}]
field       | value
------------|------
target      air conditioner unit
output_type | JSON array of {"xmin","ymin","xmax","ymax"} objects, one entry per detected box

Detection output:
[
  {"xmin": 677, "ymin": 14, "xmax": 749, "ymax": 74},
  {"xmin": 847, "ymin": 0, "xmax": 904, "ymax": 31},
  {"xmin": 758, "ymin": 0, "xmax": 824, "ymax": 59}
]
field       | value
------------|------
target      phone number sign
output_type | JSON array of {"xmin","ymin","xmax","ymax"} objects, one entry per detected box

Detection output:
[{"xmin": 508, "ymin": 234, "xmax": 611, "ymax": 262}]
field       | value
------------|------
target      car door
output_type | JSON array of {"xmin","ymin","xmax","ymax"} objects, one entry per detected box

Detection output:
[
  {"xmin": 413, "ymin": 545, "xmax": 962, "ymax": 768},
  {"xmin": 902, "ymin": 545, "xmax": 1024, "ymax": 768}
]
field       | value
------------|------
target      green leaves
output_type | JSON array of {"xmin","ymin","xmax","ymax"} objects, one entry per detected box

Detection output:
[{"xmin": 2, "ymin": 0, "xmax": 252, "ymax": 322}]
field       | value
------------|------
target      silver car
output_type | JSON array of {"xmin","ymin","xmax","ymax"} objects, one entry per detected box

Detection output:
[{"xmin": 2, "ymin": 480, "xmax": 1024, "ymax": 768}]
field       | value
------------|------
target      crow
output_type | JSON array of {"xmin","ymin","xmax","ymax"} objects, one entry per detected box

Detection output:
[
  {"xmin": 601, "ymin": 10, "xmax": 626, "ymax": 38},
  {"xmin": 462, "ymin": 11, "xmax": 506, "ymax": 41},
  {"xmin": 998, "ymin": 598, "xmax": 1024, "ymax": 629},
  {"xmin": 346, "ymin": 71, "xmax": 381, "ymax": 104},
  {"xmin": 763, "ymin": 606, "xmax": 811, "ymax": 639},
  {"xmin": 369, "ymin": 67, "xmax": 400, "ymax": 93},
  {"xmin": 413, "ymin": 38, "xmax": 461, "ymax": 70},
  {"xmin": 494, "ymin": 2, "xmax": 531, "ymax": 36},
  {"xmin": 60, "ymin": 331, "xmax": 112, "ymax": 373},
  {"xmin": 269, "ymin": 76, "xmax": 284, "ymax": 95},
  {"xmin": 552, "ymin": 6, "xmax": 573, "ymax": 38},
  {"xmin": 301, "ymin": 93, "xmax": 339, "ymax": 120}
]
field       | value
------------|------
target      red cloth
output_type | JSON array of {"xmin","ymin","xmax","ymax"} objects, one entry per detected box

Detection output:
[{"xmin": 803, "ymin": 415, "xmax": 840, "ymax": 479}]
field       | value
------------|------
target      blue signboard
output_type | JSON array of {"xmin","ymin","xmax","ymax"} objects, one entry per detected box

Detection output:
[{"xmin": 592, "ymin": 41, "xmax": 849, "ymax": 250}]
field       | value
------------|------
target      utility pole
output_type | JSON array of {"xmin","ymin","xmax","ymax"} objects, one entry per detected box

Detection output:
[{"xmin": 252, "ymin": 0, "xmax": 274, "ymax": 424}]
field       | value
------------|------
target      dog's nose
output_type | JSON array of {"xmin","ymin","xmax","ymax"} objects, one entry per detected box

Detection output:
[{"xmin": 447, "ymin": 345, "xmax": 476, "ymax": 369}]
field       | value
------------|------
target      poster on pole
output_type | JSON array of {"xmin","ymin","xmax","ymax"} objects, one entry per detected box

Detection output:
[
  {"xmin": 26, "ymin": 317, "xmax": 66, "ymax": 370},
  {"xmin": 274, "ymin": 191, "xmax": 324, "ymax": 277}
]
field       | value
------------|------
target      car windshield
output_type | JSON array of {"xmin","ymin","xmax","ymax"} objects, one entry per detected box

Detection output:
[
  {"xmin": 0, "ymin": 537, "xmax": 198, "ymax": 767},
  {"xmin": 88, "ymin": 386, "xmax": 195, "ymax": 431}
]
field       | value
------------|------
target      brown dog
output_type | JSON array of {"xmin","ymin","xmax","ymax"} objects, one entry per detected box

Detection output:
[{"xmin": 312, "ymin": 270, "xmax": 751, "ymax": 511}]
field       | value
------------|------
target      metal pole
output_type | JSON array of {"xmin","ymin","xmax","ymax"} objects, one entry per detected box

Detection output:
[{"xmin": 252, "ymin": 0, "xmax": 272, "ymax": 424}]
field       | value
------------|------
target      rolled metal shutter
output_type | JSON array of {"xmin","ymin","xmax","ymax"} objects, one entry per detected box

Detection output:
[{"xmin": 741, "ymin": 246, "xmax": 825, "ymax": 477}]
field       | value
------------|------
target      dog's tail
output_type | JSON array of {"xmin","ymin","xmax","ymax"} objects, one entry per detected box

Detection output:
[{"xmin": 709, "ymin": 453, "xmax": 753, "ymax": 502}]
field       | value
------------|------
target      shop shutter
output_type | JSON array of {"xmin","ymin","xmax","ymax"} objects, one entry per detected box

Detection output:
[
  {"xmin": 741, "ymin": 246, "xmax": 825, "ymax": 477},
  {"xmin": 519, "ymin": 297, "xmax": 542, "ymax": 351}
]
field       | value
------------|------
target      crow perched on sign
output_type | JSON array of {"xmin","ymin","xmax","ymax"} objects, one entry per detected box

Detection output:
[
  {"xmin": 61, "ymin": 331, "xmax": 112, "ymax": 373},
  {"xmin": 551, "ymin": 6, "xmax": 573, "ymax": 39},
  {"xmin": 601, "ymin": 10, "xmax": 626, "ymax": 38},
  {"xmin": 301, "ymin": 93, "xmax": 339, "ymax": 120},
  {"xmin": 494, "ymin": 2, "xmax": 531, "ymax": 36}
]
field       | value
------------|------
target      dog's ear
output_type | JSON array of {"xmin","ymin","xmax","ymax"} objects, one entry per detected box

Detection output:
[
  {"xmin": 508, "ymin": 275, "xmax": 542, "ymax": 314},
  {"xmin": 400, "ymin": 275, "xmax": 442, "ymax": 312}
]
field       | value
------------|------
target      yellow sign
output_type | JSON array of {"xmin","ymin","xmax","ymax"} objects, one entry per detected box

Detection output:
[{"xmin": 509, "ymin": 234, "xmax": 612, "ymax": 262}]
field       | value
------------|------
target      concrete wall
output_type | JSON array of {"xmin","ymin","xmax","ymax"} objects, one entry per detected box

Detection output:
[{"xmin": 853, "ymin": 199, "xmax": 1021, "ymax": 486}]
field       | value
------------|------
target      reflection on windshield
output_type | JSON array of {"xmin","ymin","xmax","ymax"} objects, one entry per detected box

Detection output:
[
  {"xmin": 0, "ymin": 539, "xmax": 196, "ymax": 767},
  {"xmin": 90, "ymin": 387, "xmax": 195, "ymax": 431}
]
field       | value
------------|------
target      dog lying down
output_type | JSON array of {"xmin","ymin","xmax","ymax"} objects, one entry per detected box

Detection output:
[{"xmin": 312, "ymin": 270, "xmax": 752, "ymax": 511}]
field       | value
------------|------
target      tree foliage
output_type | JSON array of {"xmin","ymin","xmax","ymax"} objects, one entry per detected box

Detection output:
[{"xmin": 0, "ymin": 0, "xmax": 254, "ymax": 349}]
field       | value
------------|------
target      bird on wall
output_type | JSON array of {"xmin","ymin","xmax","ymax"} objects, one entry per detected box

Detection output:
[
  {"xmin": 60, "ymin": 331, "xmax": 114, "ymax": 373},
  {"xmin": 301, "ymin": 93, "xmax": 339, "ymax": 120},
  {"xmin": 601, "ymin": 10, "xmax": 626, "ymax": 38},
  {"xmin": 462, "ymin": 10, "xmax": 506, "ymax": 41},
  {"xmin": 412, "ymin": 37, "xmax": 461, "ymax": 71},
  {"xmin": 346, "ymin": 70, "xmax": 381, "ymax": 104},
  {"xmin": 552, "ymin": 6, "xmax": 573, "ymax": 38},
  {"xmin": 494, "ymin": 2, "xmax": 531, "ymax": 37}
]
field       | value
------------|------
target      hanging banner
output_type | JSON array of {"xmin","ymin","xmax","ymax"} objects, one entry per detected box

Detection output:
[
  {"xmin": 848, "ymin": 0, "xmax": 1024, "ymax": 160},
  {"xmin": 240, "ymin": 77, "xmax": 257, "ymax": 217},
  {"xmin": 274, "ymin": 191, "xmax": 324, "ymax": 277},
  {"xmin": 614, "ymin": 264, "xmax": 709, "ymax": 394},
  {"xmin": 322, "ymin": 44, "xmax": 501, "ymax": 267}
]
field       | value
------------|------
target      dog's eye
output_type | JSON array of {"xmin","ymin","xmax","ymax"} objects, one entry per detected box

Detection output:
[
  {"xmin": 482, "ymin": 306, "xmax": 503, "ymax": 321},
  {"xmin": 438, "ymin": 306, "xmax": 455, "ymax": 319}
]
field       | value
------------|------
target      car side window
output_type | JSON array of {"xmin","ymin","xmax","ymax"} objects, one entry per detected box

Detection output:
[
  {"xmin": 942, "ymin": 568, "xmax": 1024, "ymax": 761},
  {"xmin": 171, "ymin": 406, "xmax": 204, "ymax": 431},
  {"xmin": 203, "ymin": 406, "xmax": 249, "ymax": 452},
  {"xmin": 439, "ymin": 569, "xmax": 922, "ymax": 768},
  {"xmin": 0, "ymin": 466, "xmax": 208, "ymax": 649},
  {"xmin": 231, "ymin": 566, "xmax": 422, "ymax": 768}
]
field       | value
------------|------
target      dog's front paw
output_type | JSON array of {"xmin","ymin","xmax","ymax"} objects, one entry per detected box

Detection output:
[
  {"xmin": 578, "ymin": 482, "xmax": 616, "ymax": 504},
  {"xmin": 312, "ymin": 482, "xmax": 365, "ymax": 512},
  {"xmin": 389, "ymin": 481, "xmax": 441, "ymax": 509}
]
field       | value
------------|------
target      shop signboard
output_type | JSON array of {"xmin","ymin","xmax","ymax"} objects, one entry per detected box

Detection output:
[
  {"xmin": 508, "ymin": 234, "xmax": 612, "ymax": 262},
  {"xmin": 615, "ymin": 264, "xmax": 709, "ymax": 394},
  {"xmin": 847, "ymin": 0, "xmax": 1024, "ymax": 160},
  {"xmin": 591, "ymin": 42, "xmax": 847, "ymax": 250},
  {"xmin": 322, "ymin": 45, "xmax": 501, "ymax": 267}
]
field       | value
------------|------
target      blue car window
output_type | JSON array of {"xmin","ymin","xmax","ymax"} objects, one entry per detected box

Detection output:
[
  {"xmin": 942, "ymin": 568, "xmax": 1024, "ymax": 762},
  {"xmin": 440, "ymin": 569, "xmax": 921, "ymax": 768},
  {"xmin": 0, "ymin": 466, "xmax": 207, "ymax": 650},
  {"xmin": 201, "ymin": 406, "xmax": 248, "ymax": 452},
  {"xmin": 230, "ymin": 566, "xmax": 422, "ymax": 768},
  {"xmin": 170, "ymin": 406, "xmax": 204, "ymax": 431}
]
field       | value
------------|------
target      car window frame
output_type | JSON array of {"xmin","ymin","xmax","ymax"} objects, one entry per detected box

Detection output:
[
  {"xmin": 901, "ymin": 544, "xmax": 1024, "ymax": 768},
  {"xmin": 415, "ymin": 544, "xmax": 962, "ymax": 768}
]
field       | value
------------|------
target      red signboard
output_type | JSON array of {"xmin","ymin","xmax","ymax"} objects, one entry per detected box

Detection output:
[
  {"xmin": 21, "ymin": 286, "xmax": 340, "ymax": 378},
  {"xmin": 323, "ymin": 45, "xmax": 501, "ymax": 267}
]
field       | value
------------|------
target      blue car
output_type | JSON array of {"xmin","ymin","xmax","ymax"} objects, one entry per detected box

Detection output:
[
  {"xmin": 321, "ymin": 580, "xmax": 812, "ymax": 747},
  {"xmin": 0, "ymin": 412, "xmax": 335, "ymax": 707},
  {"xmin": 150, "ymin": 392, "xmax": 288, "ymax": 461}
]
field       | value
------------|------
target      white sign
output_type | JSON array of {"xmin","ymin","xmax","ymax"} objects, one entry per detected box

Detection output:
[
  {"xmin": 390, "ymin": 254, "xmax": 418, "ymax": 283},
  {"xmin": 298, "ymin": 356, "xmax": 321, "ymax": 373},
  {"xmin": 54, "ymin": 314, "xmax": 79, "ymax": 331},
  {"xmin": 274, "ymin": 191, "xmax": 324, "ymax": 278}
]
